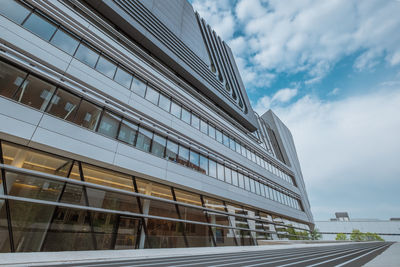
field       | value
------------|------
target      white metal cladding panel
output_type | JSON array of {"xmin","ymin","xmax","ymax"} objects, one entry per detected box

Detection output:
[{"xmin": 0, "ymin": 16, "xmax": 72, "ymax": 73}]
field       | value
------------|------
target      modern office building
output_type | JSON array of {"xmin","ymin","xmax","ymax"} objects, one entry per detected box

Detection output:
[
  {"xmin": 316, "ymin": 213, "xmax": 400, "ymax": 242},
  {"xmin": 0, "ymin": 0, "xmax": 313, "ymax": 252}
]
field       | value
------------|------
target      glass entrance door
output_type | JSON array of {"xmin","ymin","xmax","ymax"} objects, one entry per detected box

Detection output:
[{"xmin": 114, "ymin": 216, "xmax": 141, "ymax": 250}]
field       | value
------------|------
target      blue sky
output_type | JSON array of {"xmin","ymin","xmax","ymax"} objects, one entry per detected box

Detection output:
[{"xmin": 191, "ymin": 0, "xmax": 400, "ymax": 221}]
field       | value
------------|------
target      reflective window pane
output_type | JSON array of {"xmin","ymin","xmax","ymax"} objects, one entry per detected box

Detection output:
[
  {"xmin": 0, "ymin": 61, "xmax": 28, "ymax": 98},
  {"xmin": 199, "ymin": 155, "xmax": 208, "ymax": 175},
  {"xmin": 14, "ymin": 75, "xmax": 55, "ymax": 111},
  {"xmin": 189, "ymin": 150, "xmax": 199, "ymax": 169},
  {"xmin": 181, "ymin": 107, "xmax": 191, "ymax": 124},
  {"xmin": 216, "ymin": 129, "xmax": 223, "ymax": 143},
  {"xmin": 224, "ymin": 167, "xmax": 232, "ymax": 184},
  {"xmin": 117, "ymin": 119, "xmax": 138, "ymax": 145},
  {"xmin": 217, "ymin": 163, "xmax": 224, "ymax": 181},
  {"xmin": 222, "ymin": 134, "xmax": 229, "ymax": 147},
  {"xmin": 0, "ymin": 0, "xmax": 31, "ymax": 24},
  {"xmin": 151, "ymin": 134, "xmax": 166, "ymax": 157},
  {"xmin": 244, "ymin": 176, "xmax": 250, "ymax": 191},
  {"xmin": 145, "ymin": 86, "xmax": 159, "ymax": 105},
  {"xmin": 46, "ymin": 89, "xmax": 80, "ymax": 122},
  {"xmin": 209, "ymin": 159, "xmax": 217, "ymax": 178},
  {"xmin": 74, "ymin": 43, "xmax": 99, "ymax": 68},
  {"xmin": 250, "ymin": 179, "xmax": 256, "ymax": 193},
  {"xmin": 208, "ymin": 124, "xmax": 216, "ymax": 139},
  {"xmin": 73, "ymin": 100, "xmax": 102, "ymax": 130},
  {"xmin": 200, "ymin": 119, "xmax": 208, "ymax": 134},
  {"xmin": 145, "ymin": 219, "xmax": 185, "ymax": 248},
  {"xmin": 50, "ymin": 29, "xmax": 79, "ymax": 55},
  {"xmin": 229, "ymin": 138, "xmax": 235, "ymax": 150},
  {"xmin": 170, "ymin": 101, "xmax": 181, "ymax": 118},
  {"xmin": 235, "ymin": 142, "xmax": 241, "ymax": 153},
  {"xmin": 95, "ymin": 56, "xmax": 117, "ymax": 79},
  {"xmin": 177, "ymin": 145, "xmax": 189, "ymax": 166},
  {"xmin": 114, "ymin": 67, "xmax": 132, "ymax": 88},
  {"xmin": 238, "ymin": 172, "xmax": 244, "ymax": 188},
  {"xmin": 185, "ymin": 223, "xmax": 213, "ymax": 247},
  {"xmin": 165, "ymin": 140, "xmax": 178, "ymax": 162},
  {"xmin": 135, "ymin": 127, "xmax": 153, "ymax": 152},
  {"xmin": 0, "ymin": 199, "xmax": 11, "ymax": 252},
  {"xmin": 232, "ymin": 170, "xmax": 238, "ymax": 186},
  {"xmin": 23, "ymin": 13, "xmax": 56, "ymax": 41},
  {"xmin": 191, "ymin": 113, "xmax": 200, "ymax": 129},
  {"xmin": 158, "ymin": 94, "xmax": 171, "ymax": 112},
  {"xmin": 97, "ymin": 111, "xmax": 121, "ymax": 138},
  {"xmin": 131, "ymin": 77, "xmax": 147, "ymax": 97}
]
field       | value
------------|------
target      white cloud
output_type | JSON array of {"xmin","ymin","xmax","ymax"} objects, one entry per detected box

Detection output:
[
  {"xmin": 272, "ymin": 88, "xmax": 298, "ymax": 103},
  {"xmin": 328, "ymin": 88, "xmax": 340, "ymax": 96},
  {"xmin": 272, "ymin": 88, "xmax": 400, "ymax": 219},
  {"xmin": 254, "ymin": 87, "xmax": 297, "ymax": 113}
]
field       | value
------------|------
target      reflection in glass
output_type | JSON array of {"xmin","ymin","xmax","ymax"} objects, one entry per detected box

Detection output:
[
  {"xmin": 238, "ymin": 173, "xmax": 244, "ymax": 188},
  {"xmin": 0, "ymin": 0, "xmax": 31, "ymax": 24},
  {"xmin": 200, "ymin": 120, "xmax": 208, "ymax": 134},
  {"xmin": 118, "ymin": 120, "xmax": 138, "ymax": 145},
  {"xmin": 95, "ymin": 56, "xmax": 117, "ymax": 79},
  {"xmin": 191, "ymin": 114, "xmax": 200, "ymax": 129},
  {"xmin": 73, "ymin": 100, "xmax": 102, "ymax": 130},
  {"xmin": 46, "ymin": 89, "xmax": 80, "ymax": 122},
  {"xmin": 97, "ymin": 111, "xmax": 121, "ymax": 138},
  {"xmin": 208, "ymin": 125, "xmax": 216, "ymax": 139},
  {"xmin": 181, "ymin": 108, "xmax": 191, "ymax": 124},
  {"xmin": 114, "ymin": 67, "xmax": 132, "ymax": 88},
  {"xmin": 50, "ymin": 29, "xmax": 79, "ymax": 55},
  {"xmin": 189, "ymin": 150, "xmax": 199, "ymax": 170},
  {"xmin": 114, "ymin": 217, "xmax": 140, "ymax": 250},
  {"xmin": 223, "ymin": 134, "xmax": 229, "ymax": 147},
  {"xmin": 151, "ymin": 134, "xmax": 166, "ymax": 158},
  {"xmin": 131, "ymin": 77, "xmax": 147, "ymax": 97},
  {"xmin": 165, "ymin": 140, "xmax": 178, "ymax": 162},
  {"xmin": 23, "ymin": 13, "xmax": 57, "ymax": 41},
  {"xmin": 145, "ymin": 219, "xmax": 185, "ymax": 248},
  {"xmin": 185, "ymin": 223, "xmax": 213, "ymax": 247},
  {"xmin": 177, "ymin": 145, "xmax": 189, "ymax": 166},
  {"xmin": 135, "ymin": 127, "xmax": 153, "ymax": 152},
  {"xmin": 145, "ymin": 86, "xmax": 159, "ymax": 105},
  {"xmin": 217, "ymin": 163, "xmax": 224, "ymax": 181},
  {"xmin": 0, "ymin": 61, "xmax": 28, "ymax": 98},
  {"xmin": 158, "ymin": 94, "xmax": 171, "ymax": 112},
  {"xmin": 224, "ymin": 167, "xmax": 232, "ymax": 184},
  {"xmin": 170, "ymin": 101, "xmax": 181, "ymax": 118},
  {"xmin": 216, "ymin": 130, "xmax": 223, "ymax": 143},
  {"xmin": 14, "ymin": 75, "xmax": 56, "ymax": 111},
  {"xmin": 0, "ymin": 200, "xmax": 11, "ymax": 252},
  {"xmin": 209, "ymin": 159, "xmax": 217, "ymax": 178},
  {"xmin": 232, "ymin": 170, "xmax": 238, "ymax": 186},
  {"xmin": 199, "ymin": 155, "xmax": 208, "ymax": 175},
  {"xmin": 74, "ymin": 43, "xmax": 99, "ymax": 68}
]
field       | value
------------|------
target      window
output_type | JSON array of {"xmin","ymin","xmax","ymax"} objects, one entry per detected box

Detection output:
[
  {"xmin": 0, "ymin": 0, "xmax": 31, "ymax": 24},
  {"xmin": 165, "ymin": 140, "xmax": 178, "ymax": 162},
  {"xmin": 238, "ymin": 172, "xmax": 244, "ymax": 188},
  {"xmin": 95, "ymin": 56, "xmax": 117, "ymax": 79},
  {"xmin": 151, "ymin": 134, "xmax": 166, "ymax": 158},
  {"xmin": 178, "ymin": 145, "xmax": 189, "ymax": 166},
  {"xmin": 158, "ymin": 94, "xmax": 171, "ymax": 112},
  {"xmin": 14, "ymin": 75, "xmax": 56, "ymax": 111},
  {"xmin": 200, "ymin": 119, "xmax": 208, "ymax": 134},
  {"xmin": 145, "ymin": 86, "xmax": 159, "ymax": 105},
  {"xmin": 222, "ymin": 134, "xmax": 229, "ymax": 147},
  {"xmin": 191, "ymin": 114, "xmax": 200, "ymax": 129},
  {"xmin": 50, "ymin": 29, "xmax": 79, "ymax": 55},
  {"xmin": 181, "ymin": 107, "xmax": 191, "ymax": 124},
  {"xmin": 224, "ymin": 167, "xmax": 232, "ymax": 184},
  {"xmin": 114, "ymin": 67, "xmax": 132, "ymax": 88},
  {"xmin": 235, "ymin": 142, "xmax": 241, "ymax": 154},
  {"xmin": 170, "ymin": 101, "xmax": 181, "ymax": 118},
  {"xmin": 135, "ymin": 127, "xmax": 153, "ymax": 152},
  {"xmin": 131, "ymin": 77, "xmax": 147, "ymax": 97},
  {"xmin": 241, "ymin": 145, "xmax": 246, "ymax": 157},
  {"xmin": 0, "ymin": 61, "xmax": 28, "ymax": 98},
  {"xmin": 74, "ymin": 43, "xmax": 99, "ymax": 68},
  {"xmin": 232, "ymin": 170, "xmax": 238, "ymax": 186},
  {"xmin": 199, "ymin": 155, "xmax": 208, "ymax": 175},
  {"xmin": 73, "ymin": 100, "xmax": 102, "ymax": 130},
  {"xmin": 250, "ymin": 179, "xmax": 256, "ymax": 193},
  {"xmin": 229, "ymin": 138, "xmax": 235, "ymax": 150},
  {"xmin": 23, "ymin": 13, "xmax": 57, "ymax": 41},
  {"xmin": 215, "ymin": 129, "xmax": 222, "ymax": 143},
  {"xmin": 209, "ymin": 159, "xmax": 217, "ymax": 178},
  {"xmin": 217, "ymin": 163, "xmax": 224, "ymax": 181},
  {"xmin": 256, "ymin": 182, "xmax": 261, "ymax": 195},
  {"xmin": 46, "ymin": 89, "xmax": 80, "ymax": 121},
  {"xmin": 244, "ymin": 175, "xmax": 250, "ymax": 191},
  {"xmin": 117, "ymin": 120, "xmax": 138, "ymax": 145},
  {"xmin": 208, "ymin": 124, "xmax": 216, "ymax": 139},
  {"xmin": 251, "ymin": 152, "xmax": 256, "ymax": 162},
  {"xmin": 97, "ymin": 111, "xmax": 121, "ymax": 138},
  {"xmin": 189, "ymin": 150, "xmax": 199, "ymax": 169}
]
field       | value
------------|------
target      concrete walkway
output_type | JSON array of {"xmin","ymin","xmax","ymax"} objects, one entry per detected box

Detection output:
[
  {"xmin": 364, "ymin": 242, "xmax": 400, "ymax": 267},
  {"xmin": 0, "ymin": 242, "xmax": 353, "ymax": 266}
]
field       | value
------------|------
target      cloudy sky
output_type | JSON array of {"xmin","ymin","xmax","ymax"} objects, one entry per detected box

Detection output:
[{"xmin": 191, "ymin": 0, "xmax": 400, "ymax": 220}]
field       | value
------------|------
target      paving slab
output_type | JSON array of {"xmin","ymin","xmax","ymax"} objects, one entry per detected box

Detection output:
[{"xmin": 363, "ymin": 242, "xmax": 400, "ymax": 267}]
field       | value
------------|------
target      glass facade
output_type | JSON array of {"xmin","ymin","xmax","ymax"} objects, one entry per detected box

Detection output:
[{"xmin": 0, "ymin": 141, "xmax": 310, "ymax": 252}]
